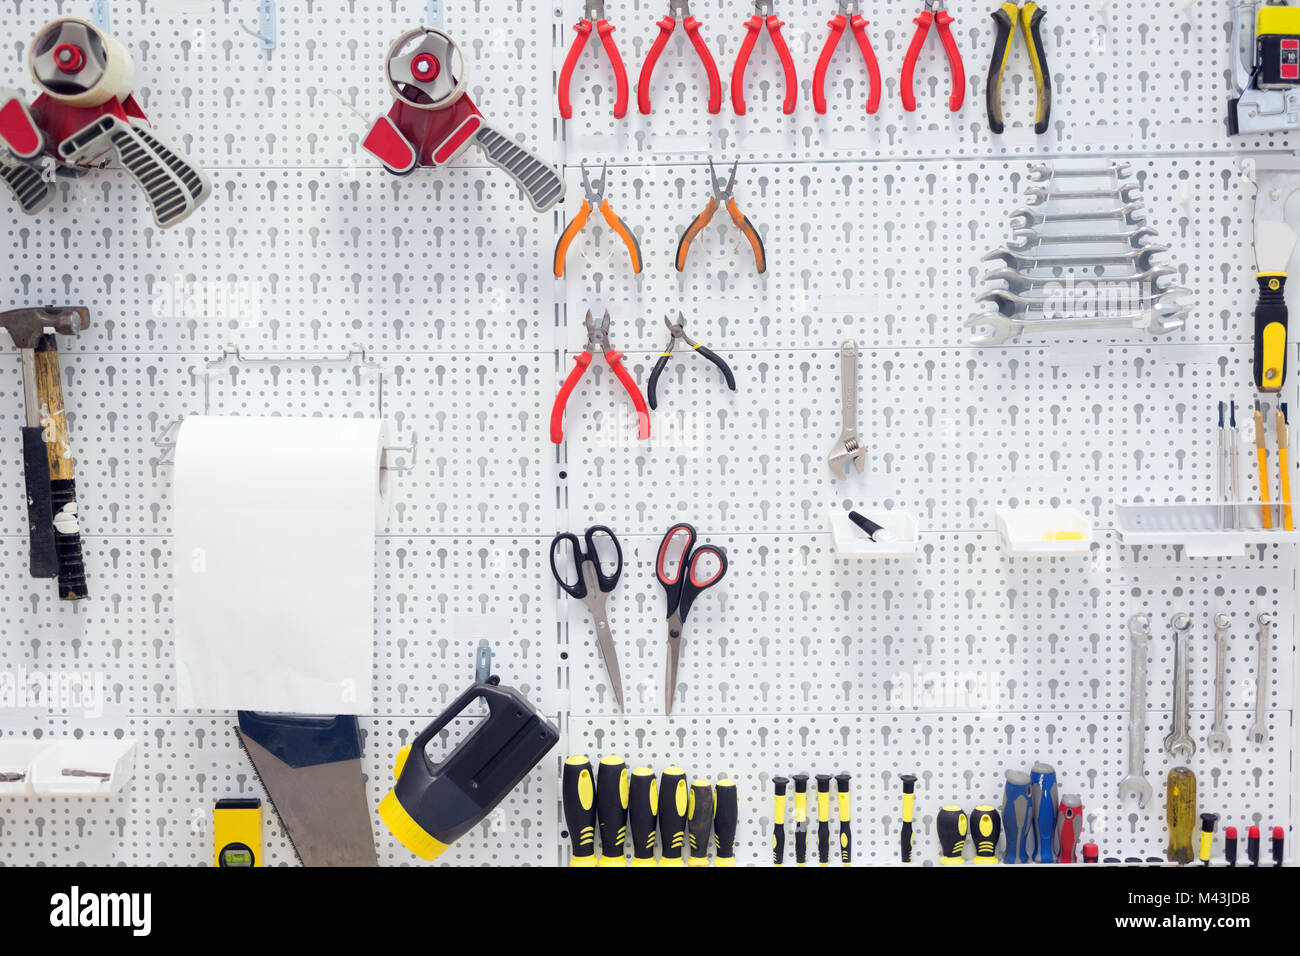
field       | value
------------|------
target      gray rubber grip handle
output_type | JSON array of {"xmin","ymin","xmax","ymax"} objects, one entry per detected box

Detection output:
[
  {"xmin": 21, "ymin": 426, "xmax": 57, "ymax": 579},
  {"xmin": 474, "ymin": 123, "xmax": 565, "ymax": 213}
]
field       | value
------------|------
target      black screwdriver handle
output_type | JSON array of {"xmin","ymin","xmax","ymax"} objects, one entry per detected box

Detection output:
[{"xmin": 21, "ymin": 426, "xmax": 57, "ymax": 579}]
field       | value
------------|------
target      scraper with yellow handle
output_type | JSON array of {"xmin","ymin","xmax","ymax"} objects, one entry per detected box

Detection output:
[{"xmin": 1242, "ymin": 158, "xmax": 1300, "ymax": 393}]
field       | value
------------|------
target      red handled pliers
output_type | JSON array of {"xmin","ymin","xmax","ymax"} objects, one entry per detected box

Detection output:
[
  {"xmin": 638, "ymin": 1, "xmax": 722, "ymax": 115},
  {"xmin": 732, "ymin": 0, "xmax": 798, "ymax": 116},
  {"xmin": 901, "ymin": 0, "xmax": 965, "ymax": 112},
  {"xmin": 559, "ymin": 0, "xmax": 630, "ymax": 119},
  {"xmin": 550, "ymin": 310, "xmax": 650, "ymax": 444},
  {"xmin": 813, "ymin": 0, "xmax": 881, "ymax": 115}
]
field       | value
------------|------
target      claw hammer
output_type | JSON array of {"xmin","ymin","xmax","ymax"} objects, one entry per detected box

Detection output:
[{"xmin": 0, "ymin": 307, "xmax": 91, "ymax": 599}]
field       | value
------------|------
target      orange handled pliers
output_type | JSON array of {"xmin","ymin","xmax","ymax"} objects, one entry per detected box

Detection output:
[
  {"xmin": 559, "ymin": 0, "xmax": 630, "ymax": 119},
  {"xmin": 901, "ymin": 0, "xmax": 965, "ymax": 112},
  {"xmin": 550, "ymin": 310, "xmax": 650, "ymax": 444},
  {"xmin": 732, "ymin": 0, "xmax": 797, "ymax": 115},
  {"xmin": 554, "ymin": 164, "xmax": 643, "ymax": 278},
  {"xmin": 676, "ymin": 159, "xmax": 766, "ymax": 274}
]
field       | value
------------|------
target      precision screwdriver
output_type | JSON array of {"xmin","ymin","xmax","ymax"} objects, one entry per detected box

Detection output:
[
  {"xmin": 835, "ymin": 773, "xmax": 852, "ymax": 865},
  {"xmin": 1248, "ymin": 824, "xmax": 1261, "ymax": 867},
  {"xmin": 899, "ymin": 773, "xmax": 917, "ymax": 864},
  {"xmin": 816, "ymin": 774, "xmax": 832, "ymax": 865},
  {"xmin": 1279, "ymin": 404, "xmax": 1293, "ymax": 530},
  {"xmin": 562, "ymin": 755, "xmax": 597, "ymax": 867},
  {"xmin": 793, "ymin": 773, "xmax": 810, "ymax": 866},
  {"xmin": 1200, "ymin": 813, "xmax": 1218, "ymax": 867},
  {"xmin": 1225, "ymin": 826, "xmax": 1238, "ymax": 867},
  {"xmin": 714, "ymin": 779, "xmax": 738, "ymax": 867},
  {"xmin": 628, "ymin": 766, "xmax": 658, "ymax": 867},
  {"xmin": 596, "ymin": 755, "xmax": 629, "ymax": 867},
  {"xmin": 658, "ymin": 766, "xmax": 688, "ymax": 867},
  {"xmin": 772, "ymin": 776, "xmax": 789, "ymax": 866},
  {"xmin": 1256, "ymin": 401, "xmax": 1274, "ymax": 529},
  {"xmin": 687, "ymin": 779, "xmax": 714, "ymax": 867},
  {"xmin": 1272, "ymin": 826, "xmax": 1284, "ymax": 866}
]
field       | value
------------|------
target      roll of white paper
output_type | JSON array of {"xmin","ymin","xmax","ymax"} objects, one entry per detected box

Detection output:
[{"xmin": 172, "ymin": 416, "xmax": 390, "ymax": 714}]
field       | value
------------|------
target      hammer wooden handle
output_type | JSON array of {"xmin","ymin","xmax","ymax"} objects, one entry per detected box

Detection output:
[{"xmin": 34, "ymin": 334, "xmax": 87, "ymax": 601}]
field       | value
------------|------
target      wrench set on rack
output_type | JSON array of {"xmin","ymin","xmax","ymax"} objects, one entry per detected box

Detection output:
[{"xmin": 967, "ymin": 162, "xmax": 1192, "ymax": 346}]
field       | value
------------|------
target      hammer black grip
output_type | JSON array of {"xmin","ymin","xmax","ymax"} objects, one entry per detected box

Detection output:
[
  {"xmin": 21, "ymin": 426, "xmax": 57, "ymax": 579},
  {"xmin": 50, "ymin": 477, "xmax": 87, "ymax": 601}
]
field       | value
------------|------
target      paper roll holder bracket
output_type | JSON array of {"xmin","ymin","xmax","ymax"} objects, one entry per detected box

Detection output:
[{"xmin": 153, "ymin": 343, "xmax": 418, "ymax": 473}]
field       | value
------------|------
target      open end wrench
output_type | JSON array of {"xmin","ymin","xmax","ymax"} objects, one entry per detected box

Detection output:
[
  {"xmin": 1249, "ymin": 612, "xmax": 1272, "ymax": 745},
  {"xmin": 965, "ymin": 302, "xmax": 1188, "ymax": 346},
  {"xmin": 1163, "ymin": 612, "xmax": 1195, "ymax": 760},
  {"xmin": 1207, "ymin": 613, "xmax": 1231, "ymax": 752},
  {"xmin": 1024, "ymin": 183, "xmax": 1142, "ymax": 205},
  {"xmin": 1006, "ymin": 225, "xmax": 1159, "ymax": 251},
  {"xmin": 1010, "ymin": 202, "xmax": 1146, "ymax": 229},
  {"xmin": 1026, "ymin": 161, "xmax": 1131, "ymax": 182},
  {"xmin": 982, "ymin": 244, "xmax": 1170, "ymax": 272},
  {"xmin": 982, "ymin": 264, "xmax": 1178, "ymax": 295},
  {"xmin": 975, "ymin": 286, "xmax": 1191, "ymax": 318},
  {"xmin": 1119, "ymin": 614, "xmax": 1154, "ymax": 809}
]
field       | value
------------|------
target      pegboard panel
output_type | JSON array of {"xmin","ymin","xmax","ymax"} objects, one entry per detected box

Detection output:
[{"xmin": 0, "ymin": 0, "xmax": 1294, "ymax": 869}]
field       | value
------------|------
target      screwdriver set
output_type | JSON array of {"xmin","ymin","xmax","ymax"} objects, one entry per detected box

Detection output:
[{"xmin": 0, "ymin": 0, "xmax": 1296, "ymax": 886}]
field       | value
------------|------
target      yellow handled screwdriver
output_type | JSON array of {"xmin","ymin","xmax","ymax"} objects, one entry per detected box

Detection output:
[
  {"xmin": 1278, "ymin": 403, "xmax": 1293, "ymax": 530},
  {"xmin": 596, "ymin": 755, "xmax": 629, "ymax": 867},
  {"xmin": 772, "ymin": 776, "xmax": 789, "ymax": 866},
  {"xmin": 1200, "ymin": 813, "xmax": 1219, "ymax": 867},
  {"xmin": 658, "ymin": 766, "xmax": 688, "ymax": 867},
  {"xmin": 937, "ymin": 806, "xmax": 968, "ymax": 865},
  {"xmin": 714, "ymin": 779, "xmax": 738, "ymax": 866},
  {"xmin": 562, "ymin": 756, "xmax": 597, "ymax": 867},
  {"xmin": 792, "ymin": 773, "xmax": 810, "ymax": 865},
  {"xmin": 1166, "ymin": 766, "xmax": 1197, "ymax": 865},
  {"xmin": 687, "ymin": 779, "xmax": 714, "ymax": 867},
  {"xmin": 628, "ymin": 767, "xmax": 658, "ymax": 867},
  {"xmin": 1256, "ymin": 401, "xmax": 1274, "ymax": 529},
  {"xmin": 835, "ymin": 773, "xmax": 852, "ymax": 866},
  {"xmin": 816, "ymin": 774, "xmax": 832, "ymax": 865},
  {"xmin": 900, "ymin": 773, "xmax": 917, "ymax": 863}
]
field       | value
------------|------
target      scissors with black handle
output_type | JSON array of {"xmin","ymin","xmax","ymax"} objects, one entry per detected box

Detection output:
[
  {"xmin": 656, "ymin": 522, "xmax": 728, "ymax": 714},
  {"xmin": 550, "ymin": 525, "xmax": 625, "ymax": 711}
]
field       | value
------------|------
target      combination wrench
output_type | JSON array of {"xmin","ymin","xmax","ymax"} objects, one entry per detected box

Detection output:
[
  {"xmin": 1163, "ymin": 612, "xmax": 1195, "ymax": 760},
  {"xmin": 1119, "ymin": 614, "xmax": 1153, "ymax": 808},
  {"xmin": 1206, "ymin": 613, "xmax": 1231, "ymax": 752},
  {"xmin": 1249, "ymin": 612, "xmax": 1272, "ymax": 745}
]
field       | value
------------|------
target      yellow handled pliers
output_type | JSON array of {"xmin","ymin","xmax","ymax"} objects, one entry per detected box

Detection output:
[{"xmin": 986, "ymin": 2, "xmax": 1050, "ymax": 135}]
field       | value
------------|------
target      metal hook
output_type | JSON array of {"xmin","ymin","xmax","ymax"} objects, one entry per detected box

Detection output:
[
  {"xmin": 91, "ymin": 0, "xmax": 113, "ymax": 33},
  {"xmin": 240, "ymin": 0, "xmax": 276, "ymax": 50}
]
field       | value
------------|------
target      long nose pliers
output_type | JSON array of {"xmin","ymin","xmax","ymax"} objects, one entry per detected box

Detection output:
[
  {"xmin": 675, "ymin": 159, "xmax": 767, "ymax": 274},
  {"xmin": 554, "ymin": 164, "xmax": 643, "ymax": 277},
  {"xmin": 732, "ymin": 0, "xmax": 798, "ymax": 115},
  {"xmin": 648, "ymin": 313, "xmax": 737, "ymax": 410},
  {"xmin": 559, "ymin": 0, "xmax": 630, "ymax": 119},
  {"xmin": 986, "ymin": 2, "xmax": 1051, "ymax": 134},
  {"xmin": 901, "ymin": 0, "xmax": 965, "ymax": 113}
]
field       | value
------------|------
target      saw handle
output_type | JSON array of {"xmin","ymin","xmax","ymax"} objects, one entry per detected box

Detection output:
[{"xmin": 21, "ymin": 426, "xmax": 57, "ymax": 578}]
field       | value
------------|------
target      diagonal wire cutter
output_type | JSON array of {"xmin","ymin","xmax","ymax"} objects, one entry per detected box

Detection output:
[
  {"xmin": 550, "ymin": 310, "xmax": 650, "ymax": 444},
  {"xmin": 901, "ymin": 0, "xmax": 965, "ymax": 112},
  {"xmin": 675, "ymin": 159, "xmax": 767, "ymax": 274},
  {"xmin": 554, "ymin": 164, "xmax": 643, "ymax": 277},
  {"xmin": 986, "ymin": 2, "xmax": 1051, "ymax": 134},
  {"xmin": 559, "ymin": 0, "xmax": 630, "ymax": 119},
  {"xmin": 647, "ymin": 313, "xmax": 737, "ymax": 410}
]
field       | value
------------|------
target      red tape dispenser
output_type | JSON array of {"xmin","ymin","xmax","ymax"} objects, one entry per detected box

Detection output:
[{"xmin": 363, "ymin": 27, "xmax": 566, "ymax": 213}]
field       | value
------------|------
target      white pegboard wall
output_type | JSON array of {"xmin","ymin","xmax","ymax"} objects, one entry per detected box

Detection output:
[{"xmin": 0, "ymin": 0, "xmax": 1294, "ymax": 867}]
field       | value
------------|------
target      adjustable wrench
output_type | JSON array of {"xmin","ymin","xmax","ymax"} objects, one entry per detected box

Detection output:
[
  {"xmin": 1163, "ymin": 612, "xmax": 1195, "ymax": 760},
  {"xmin": 826, "ymin": 339, "xmax": 866, "ymax": 479},
  {"xmin": 1119, "ymin": 614, "xmax": 1153, "ymax": 809},
  {"xmin": 1249, "ymin": 612, "xmax": 1272, "ymax": 745},
  {"xmin": 1207, "ymin": 613, "xmax": 1231, "ymax": 752}
]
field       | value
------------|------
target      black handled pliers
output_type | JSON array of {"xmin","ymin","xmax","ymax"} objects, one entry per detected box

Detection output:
[
  {"xmin": 647, "ymin": 312, "xmax": 737, "ymax": 410},
  {"xmin": 987, "ymin": 2, "xmax": 1051, "ymax": 134}
]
